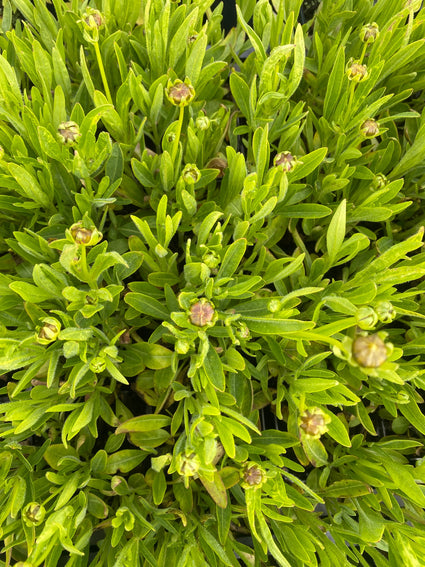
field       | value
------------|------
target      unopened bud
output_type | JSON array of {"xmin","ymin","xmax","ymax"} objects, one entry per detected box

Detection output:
[
  {"xmin": 70, "ymin": 222, "xmax": 102, "ymax": 246},
  {"xmin": 375, "ymin": 301, "xmax": 395, "ymax": 324},
  {"xmin": 175, "ymin": 339, "xmax": 190, "ymax": 354},
  {"xmin": 274, "ymin": 151, "xmax": 297, "ymax": 172},
  {"xmin": 82, "ymin": 8, "xmax": 103, "ymax": 30},
  {"xmin": 182, "ymin": 163, "xmax": 201, "ymax": 184},
  {"xmin": 36, "ymin": 318, "xmax": 61, "ymax": 345},
  {"xmin": 347, "ymin": 61, "xmax": 369, "ymax": 82},
  {"xmin": 299, "ymin": 408, "xmax": 331, "ymax": 438},
  {"xmin": 89, "ymin": 357, "xmax": 106, "ymax": 373},
  {"xmin": 355, "ymin": 306, "xmax": 378, "ymax": 330},
  {"xmin": 241, "ymin": 463, "xmax": 266, "ymax": 488},
  {"xmin": 206, "ymin": 157, "xmax": 228, "ymax": 178},
  {"xmin": 23, "ymin": 502, "xmax": 46, "ymax": 526},
  {"xmin": 360, "ymin": 22, "xmax": 379, "ymax": 43},
  {"xmin": 189, "ymin": 299, "xmax": 216, "ymax": 327},
  {"xmin": 236, "ymin": 323, "xmax": 250, "ymax": 340},
  {"xmin": 352, "ymin": 334, "xmax": 387, "ymax": 367},
  {"xmin": 196, "ymin": 115, "xmax": 210, "ymax": 130},
  {"xmin": 176, "ymin": 451, "xmax": 201, "ymax": 477},
  {"xmin": 165, "ymin": 78, "xmax": 195, "ymax": 107},
  {"xmin": 57, "ymin": 121, "xmax": 81, "ymax": 146},
  {"xmin": 361, "ymin": 119, "xmax": 380, "ymax": 138},
  {"xmin": 374, "ymin": 174, "xmax": 387, "ymax": 189}
]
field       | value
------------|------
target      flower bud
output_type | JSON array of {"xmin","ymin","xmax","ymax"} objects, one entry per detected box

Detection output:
[
  {"xmin": 165, "ymin": 78, "xmax": 195, "ymax": 107},
  {"xmin": 268, "ymin": 299, "xmax": 281, "ymax": 313},
  {"xmin": 82, "ymin": 8, "xmax": 104, "ymax": 30},
  {"xmin": 346, "ymin": 61, "xmax": 369, "ymax": 82},
  {"xmin": 176, "ymin": 451, "xmax": 201, "ymax": 477},
  {"xmin": 196, "ymin": 115, "xmax": 210, "ymax": 130},
  {"xmin": 299, "ymin": 407, "xmax": 331, "ymax": 439},
  {"xmin": 175, "ymin": 339, "xmax": 190, "ymax": 354},
  {"xmin": 355, "ymin": 306, "xmax": 378, "ymax": 330},
  {"xmin": 373, "ymin": 174, "xmax": 387, "ymax": 189},
  {"xmin": 360, "ymin": 22, "xmax": 379, "ymax": 43},
  {"xmin": 57, "ymin": 121, "xmax": 81, "ymax": 146},
  {"xmin": 241, "ymin": 463, "xmax": 266, "ymax": 489},
  {"xmin": 352, "ymin": 334, "xmax": 387, "ymax": 367},
  {"xmin": 206, "ymin": 157, "xmax": 228, "ymax": 178},
  {"xmin": 70, "ymin": 222, "xmax": 102, "ymax": 246},
  {"xmin": 202, "ymin": 251, "xmax": 220, "ymax": 269},
  {"xmin": 36, "ymin": 317, "xmax": 61, "ymax": 345},
  {"xmin": 89, "ymin": 356, "xmax": 106, "ymax": 373},
  {"xmin": 236, "ymin": 323, "xmax": 250, "ymax": 340},
  {"xmin": 273, "ymin": 151, "xmax": 297, "ymax": 172},
  {"xmin": 182, "ymin": 163, "xmax": 201, "ymax": 184},
  {"xmin": 189, "ymin": 299, "xmax": 216, "ymax": 327},
  {"xmin": 361, "ymin": 119, "xmax": 380, "ymax": 138},
  {"xmin": 23, "ymin": 502, "xmax": 46, "ymax": 527},
  {"xmin": 375, "ymin": 301, "xmax": 396, "ymax": 324}
]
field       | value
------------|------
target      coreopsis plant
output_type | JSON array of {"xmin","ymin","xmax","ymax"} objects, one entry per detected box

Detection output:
[{"xmin": 1, "ymin": 0, "xmax": 425, "ymax": 565}]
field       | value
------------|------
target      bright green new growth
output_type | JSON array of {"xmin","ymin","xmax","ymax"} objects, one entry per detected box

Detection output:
[{"xmin": 1, "ymin": 0, "xmax": 425, "ymax": 565}]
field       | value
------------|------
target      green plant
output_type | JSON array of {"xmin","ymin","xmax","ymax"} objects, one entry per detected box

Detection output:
[{"xmin": 1, "ymin": 0, "xmax": 425, "ymax": 565}]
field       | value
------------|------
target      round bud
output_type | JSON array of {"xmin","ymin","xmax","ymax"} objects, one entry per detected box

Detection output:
[
  {"xmin": 182, "ymin": 163, "xmax": 201, "ymax": 185},
  {"xmin": 175, "ymin": 340, "xmax": 190, "ymax": 355},
  {"xmin": 375, "ymin": 301, "xmax": 396, "ymax": 324},
  {"xmin": 268, "ymin": 299, "xmax": 281, "ymax": 313},
  {"xmin": 36, "ymin": 317, "xmax": 61, "ymax": 345},
  {"xmin": 189, "ymin": 299, "xmax": 216, "ymax": 327},
  {"xmin": 57, "ymin": 121, "xmax": 81, "ymax": 146},
  {"xmin": 274, "ymin": 151, "xmax": 297, "ymax": 172},
  {"xmin": 355, "ymin": 306, "xmax": 378, "ymax": 330},
  {"xmin": 347, "ymin": 62, "xmax": 369, "ymax": 82},
  {"xmin": 373, "ymin": 174, "xmax": 387, "ymax": 189},
  {"xmin": 70, "ymin": 222, "xmax": 102, "ymax": 246},
  {"xmin": 165, "ymin": 78, "xmax": 195, "ymax": 107},
  {"xmin": 23, "ymin": 502, "xmax": 46, "ymax": 527},
  {"xmin": 82, "ymin": 8, "xmax": 104, "ymax": 30},
  {"xmin": 241, "ymin": 464, "xmax": 266, "ymax": 488},
  {"xmin": 89, "ymin": 357, "xmax": 106, "ymax": 373},
  {"xmin": 299, "ymin": 407, "xmax": 331, "ymax": 438},
  {"xmin": 236, "ymin": 323, "xmax": 250, "ymax": 340},
  {"xmin": 361, "ymin": 119, "xmax": 380, "ymax": 138},
  {"xmin": 352, "ymin": 334, "xmax": 387, "ymax": 368},
  {"xmin": 195, "ymin": 115, "xmax": 210, "ymax": 130},
  {"xmin": 360, "ymin": 22, "xmax": 379, "ymax": 43},
  {"xmin": 176, "ymin": 452, "xmax": 201, "ymax": 477}
]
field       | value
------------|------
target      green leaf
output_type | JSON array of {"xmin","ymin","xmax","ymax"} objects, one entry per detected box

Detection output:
[
  {"xmin": 199, "ymin": 471, "xmax": 228, "ymax": 510},
  {"xmin": 242, "ymin": 317, "xmax": 315, "ymax": 335},
  {"xmin": 9, "ymin": 281, "xmax": 53, "ymax": 303},
  {"xmin": 116, "ymin": 414, "xmax": 171, "ymax": 434},
  {"xmin": 327, "ymin": 199, "xmax": 346, "ymax": 265},
  {"xmin": 324, "ymin": 46, "xmax": 345, "ymax": 120},
  {"xmin": 288, "ymin": 148, "xmax": 328, "ymax": 182},
  {"xmin": 277, "ymin": 203, "xmax": 331, "ymax": 219},
  {"xmin": 383, "ymin": 460, "xmax": 425, "ymax": 507},
  {"xmin": 8, "ymin": 163, "xmax": 50, "ymax": 207},
  {"xmin": 106, "ymin": 450, "xmax": 148, "ymax": 474},
  {"xmin": 322, "ymin": 480, "xmax": 372, "ymax": 498},
  {"xmin": 203, "ymin": 345, "xmax": 226, "ymax": 392},
  {"xmin": 217, "ymin": 239, "xmax": 247, "ymax": 279},
  {"xmin": 124, "ymin": 292, "xmax": 169, "ymax": 320}
]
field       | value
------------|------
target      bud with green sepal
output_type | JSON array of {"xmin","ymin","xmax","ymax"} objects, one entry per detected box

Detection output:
[
  {"xmin": 189, "ymin": 298, "xmax": 217, "ymax": 328},
  {"xmin": 299, "ymin": 407, "xmax": 331, "ymax": 439},
  {"xmin": 36, "ymin": 317, "xmax": 61, "ymax": 345},
  {"xmin": 361, "ymin": 119, "xmax": 380, "ymax": 138},
  {"xmin": 375, "ymin": 301, "xmax": 396, "ymax": 324},
  {"xmin": 240, "ymin": 462, "xmax": 267, "ymax": 489},
  {"xmin": 182, "ymin": 163, "xmax": 201, "ymax": 185},
  {"xmin": 22, "ymin": 502, "xmax": 46, "ymax": 527},
  {"xmin": 69, "ymin": 221, "xmax": 102, "ymax": 247},
  {"xmin": 273, "ymin": 151, "xmax": 300, "ymax": 172},
  {"xmin": 165, "ymin": 78, "xmax": 195, "ymax": 107},
  {"xmin": 355, "ymin": 306, "xmax": 378, "ymax": 330},
  {"xmin": 57, "ymin": 121, "xmax": 81, "ymax": 146},
  {"xmin": 346, "ymin": 60, "xmax": 369, "ymax": 82},
  {"xmin": 360, "ymin": 22, "xmax": 379, "ymax": 43}
]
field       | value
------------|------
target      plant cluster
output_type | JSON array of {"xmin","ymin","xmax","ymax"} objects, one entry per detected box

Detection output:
[{"xmin": 1, "ymin": 0, "xmax": 425, "ymax": 565}]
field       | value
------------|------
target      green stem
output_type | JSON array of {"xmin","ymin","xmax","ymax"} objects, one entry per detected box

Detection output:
[
  {"xmin": 358, "ymin": 41, "xmax": 368, "ymax": 65},
  {"xmin": 94, "ymin": 41, "xmax": 113, "ymax": 105},
  {"xmin": 171, "ymin": 105, "xmax": 185, "ymax": 165}
]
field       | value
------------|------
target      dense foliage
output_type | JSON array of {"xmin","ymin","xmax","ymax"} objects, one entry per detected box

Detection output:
[{"xmin": 1, "ymin": 0, "xmax": 425, "ymax": 565}]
